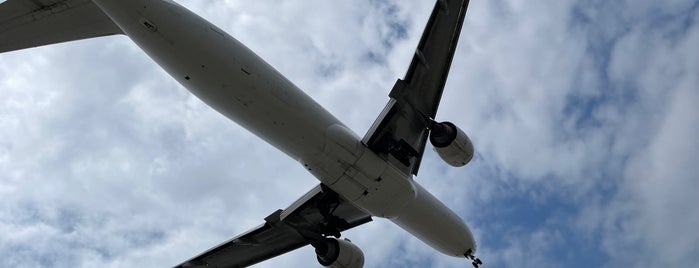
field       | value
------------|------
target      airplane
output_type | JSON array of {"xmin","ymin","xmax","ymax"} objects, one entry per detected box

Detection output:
[{"xmin": 0, "ymin": 0, "xmax": 481, "ymax": 267}]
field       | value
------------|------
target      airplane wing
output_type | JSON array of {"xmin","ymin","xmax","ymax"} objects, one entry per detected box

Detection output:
[
  {"xmin": 174, "ymin": 185, "xmax": 372, "ymax": 268},
  {"xmin": 0, "ymin": 0, "xmax": 122, "ymax": 53},
  {"xmin": 363, "ymin": 0, "xmax": 470, "ymax": 175}
]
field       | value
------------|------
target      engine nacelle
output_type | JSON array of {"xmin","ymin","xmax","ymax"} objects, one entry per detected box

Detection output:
[
  {"xmin": 429, "ymin": 121, "xmax": 474, "ymax": 167},
  {"xmin": 314, "ymin": 237, "xmax": 365, "ymax": 268}
]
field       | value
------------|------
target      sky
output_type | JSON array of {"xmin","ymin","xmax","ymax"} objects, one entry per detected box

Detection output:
[{"xmin": 1, "ymin": 0, "xmax": 698, "ymax": 267}]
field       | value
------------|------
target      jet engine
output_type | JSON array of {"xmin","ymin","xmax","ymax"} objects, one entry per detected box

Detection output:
[
  {"xmin": 429, "ymin": 121, "xmax": 474, "ymax": 167},
  {"xmin": 314, "ymin": 237, "xmax": 365, "ymax": 268}
]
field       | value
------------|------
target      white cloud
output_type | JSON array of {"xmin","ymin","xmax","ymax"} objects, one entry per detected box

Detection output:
[{"xmin": 597, "ymin": 10, "xmax": 699, "ymax": 266}]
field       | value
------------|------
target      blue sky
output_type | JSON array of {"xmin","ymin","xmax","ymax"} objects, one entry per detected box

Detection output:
[{"xmin": 1, "ymin": 0, "xmax": 698, "ymax": 267}]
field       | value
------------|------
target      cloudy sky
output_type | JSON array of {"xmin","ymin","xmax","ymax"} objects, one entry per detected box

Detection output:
[{"xmin": 1, "ymin": 0, "xmax": 698, "ymax": 267}]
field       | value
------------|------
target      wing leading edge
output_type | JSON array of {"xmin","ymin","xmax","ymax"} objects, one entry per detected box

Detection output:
[
  {"xmin": 363, "ymin": 0, "xmax": 470, "ymax": 175},
  {"xmin": 174, "ymin": 185, "xmax": 371, "ymax": 268}
]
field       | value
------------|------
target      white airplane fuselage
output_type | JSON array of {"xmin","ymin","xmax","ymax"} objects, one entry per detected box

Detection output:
[{"xmin": 91, "ymin": 0, "xmax": 475, "ymax": 258}]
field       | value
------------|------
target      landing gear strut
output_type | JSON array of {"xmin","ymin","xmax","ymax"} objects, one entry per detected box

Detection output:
[{"xmin": 464, "ymin": 249, "xmax": 483, "ymax": 268}]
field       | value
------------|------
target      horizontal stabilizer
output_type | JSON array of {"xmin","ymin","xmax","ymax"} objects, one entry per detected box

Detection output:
[{"xmin": 0, "ymin": 0, "xmax": 123, "ymax": 53}]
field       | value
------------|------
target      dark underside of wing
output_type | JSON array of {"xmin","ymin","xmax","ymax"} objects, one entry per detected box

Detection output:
[
  {"xmin": 174, "ymin": 185, "xmax": 371, "ymax": 268},
  {"xmin": 0, "ymin": 0, "xmax": 122, "ymax": 53},
  {"xmin": 363, "ymin": 0, "xmax": 470, "ymax": 175}
]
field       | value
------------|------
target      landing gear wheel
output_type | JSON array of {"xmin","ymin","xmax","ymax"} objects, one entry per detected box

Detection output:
[{"xmin": 464, "ymin": 249, "xmax": 483, "ymax": 267}]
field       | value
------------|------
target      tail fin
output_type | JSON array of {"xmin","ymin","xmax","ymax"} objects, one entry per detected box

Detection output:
[{"xmin": 0, "ymin": 0, "xmax": 122, "ymax": 53}]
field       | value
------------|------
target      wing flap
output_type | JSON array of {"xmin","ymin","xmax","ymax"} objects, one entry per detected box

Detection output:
[{"xmin": 0, "ymin": 0, "xmax": 122, "ymax": 53}]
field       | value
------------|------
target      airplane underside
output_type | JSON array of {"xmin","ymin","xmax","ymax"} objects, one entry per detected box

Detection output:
[{"xmin": 0, "ymin": 0, "xmax": 480, "ymax": 267}]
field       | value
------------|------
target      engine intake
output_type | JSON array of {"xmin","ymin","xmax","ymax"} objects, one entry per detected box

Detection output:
[
  {"xmin": 314, "ymin": 237, "xmax": 365, "ymax": 268},
  {"xmin": 429, "ymin": 121, "xmax": 474, "ymax": 167}
]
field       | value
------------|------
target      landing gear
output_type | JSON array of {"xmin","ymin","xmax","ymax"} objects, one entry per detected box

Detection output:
[{"xmin": 464, "ymin": 249, "xmax": 483, "ymax": 268}]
